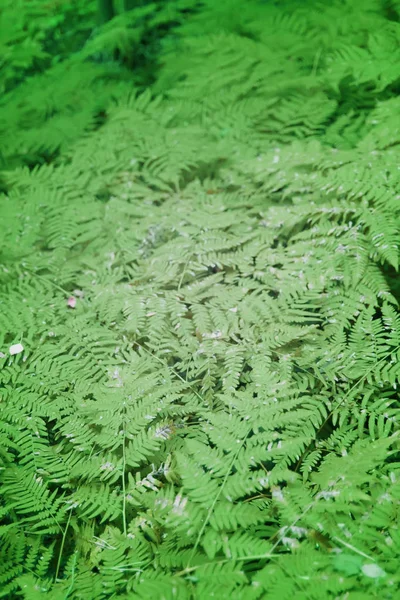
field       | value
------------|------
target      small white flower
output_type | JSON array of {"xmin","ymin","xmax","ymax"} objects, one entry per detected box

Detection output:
[
  {"xmin": 100, "ymin": 462, "xmax": 115, "ymax": 471},
  {"xmin": 154, "ymin": 424, "xmax": 173, "ymax": 440},
  {"xmin": 203, "ymin": 330, "xmax": 223, "ymax": 339},
  {"xmin": 272, "ymin": 487, "xmax": 285, "ymax": 503},
  {"xmin": 281, "ymin": 537, "xmax": 299, "ymax": 549},
  {"xmin": 9, "ymin": 343, "xmax": 24, "ymax": 356}
]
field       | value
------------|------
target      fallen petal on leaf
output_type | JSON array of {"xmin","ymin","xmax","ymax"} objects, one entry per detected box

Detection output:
[
  {"xmin": 9, "ymin": 343, "xmax": 24, "ymax": 355},
  {"xmin": 361, "ymin": 564, "xmax": 386, "ymax": 578}
]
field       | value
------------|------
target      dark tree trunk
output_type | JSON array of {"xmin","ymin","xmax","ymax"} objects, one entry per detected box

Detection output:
[
  {"xmin": 123, "ymin": 0, "xmax": 141, "ymax": 10},
  {"xmin": 98, "ymin": 0, "xmax": 115, "ymax": 23}
]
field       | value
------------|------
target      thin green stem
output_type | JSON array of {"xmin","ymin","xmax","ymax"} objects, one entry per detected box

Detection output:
[
  {"xmin": 55, "ymin": 508, "xmax": 73, "ymax": 581},
  {"xmin": 186, "ymin": 427, "xmax": 252, "ymax": 568}
]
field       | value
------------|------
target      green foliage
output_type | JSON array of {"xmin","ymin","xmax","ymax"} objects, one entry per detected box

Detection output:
[
  {"xmin": 0, "ymin": 0, "xmax": 197, "ymax": 171},
  {"xmin": 1, "ymin": 0, "xmax": 400, "ymax": 598},
  {"xmin": 0, "ymin": 0, "xmax": 97, "ymax": 94}
]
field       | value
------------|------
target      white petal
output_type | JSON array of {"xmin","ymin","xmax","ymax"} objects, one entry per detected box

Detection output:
[
  {"xmin": 9, "ymin": 343, "xmax": 24, "ymax": 355},
  {"xmin": 361, "ymin": 564, "xmax": 386, "ymax": 579}
]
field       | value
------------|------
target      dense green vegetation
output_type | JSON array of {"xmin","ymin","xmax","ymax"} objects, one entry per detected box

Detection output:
[{"xmin": 1, "ymin": 0, "xmax": 400, "ymax": 597}]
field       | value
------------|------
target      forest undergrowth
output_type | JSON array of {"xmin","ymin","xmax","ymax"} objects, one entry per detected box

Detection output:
[{"xmin": 1, "ymin": 0, "xmax": 400, "ymax": 598}]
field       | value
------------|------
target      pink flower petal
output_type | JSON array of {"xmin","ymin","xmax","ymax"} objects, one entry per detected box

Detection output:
[{"xmin": 67, "ymin": 296, "xmax": 77, "ymax": 308}]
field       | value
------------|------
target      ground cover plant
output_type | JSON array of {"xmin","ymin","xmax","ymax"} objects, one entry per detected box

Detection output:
[{"xmin": 1, "ymin": 0, "xmax": 400, "ymax": 598}]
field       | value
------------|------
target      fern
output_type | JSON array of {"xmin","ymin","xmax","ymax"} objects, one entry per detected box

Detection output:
[{"xmin": 2, "ymin": 0, "xmax": 400, "ymax": 598}]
